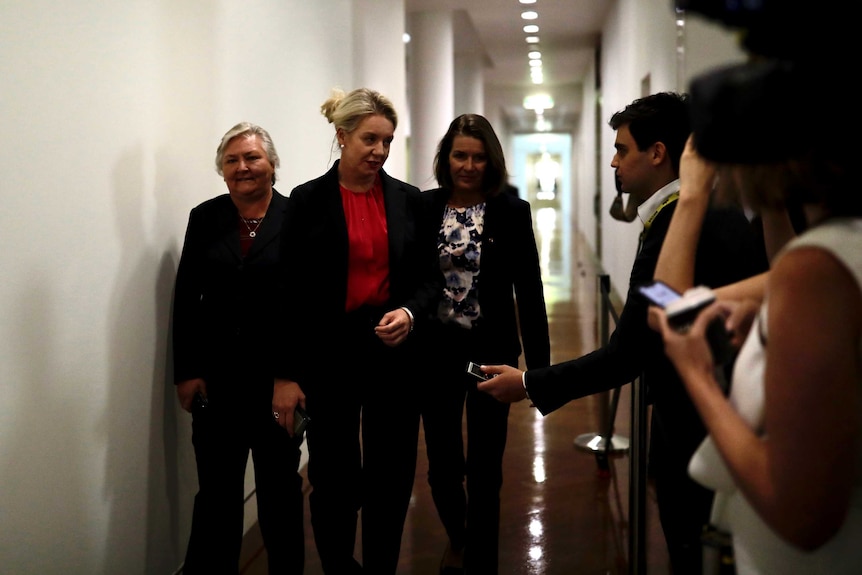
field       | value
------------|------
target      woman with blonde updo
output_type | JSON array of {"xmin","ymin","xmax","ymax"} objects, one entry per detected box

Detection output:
[{"xmin": 272, "ymin": 88, "xmax": 443, "ymax": 574}]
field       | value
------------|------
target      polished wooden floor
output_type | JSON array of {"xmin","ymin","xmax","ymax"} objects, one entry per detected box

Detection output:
[{"xmin": 239, "ymin": 205, "xmax": 671, "ymax": 574}]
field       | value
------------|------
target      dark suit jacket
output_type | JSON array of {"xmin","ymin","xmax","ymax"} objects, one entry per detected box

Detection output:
[
  {"xmin": 525, "ymin": 190, "xmax": 768, "ymax": 464},
  {"xmin": 274, "ymin": 162, "xmax": 443, "ymax": 384},
  {"xmin": 424, "ymin": 188, "xmax": 551, "ymax": 369},
  {"xmin": 172, "ymin": 190, "xmax": 288, "ymax": 387}
]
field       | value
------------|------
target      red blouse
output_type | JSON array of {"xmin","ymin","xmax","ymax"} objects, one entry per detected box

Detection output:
[{"xmin": 340, "ymin": 177, "xmax": 390, "ymax": 312}]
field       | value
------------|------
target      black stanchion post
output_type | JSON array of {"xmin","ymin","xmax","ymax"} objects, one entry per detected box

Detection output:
[
  {"xmin": 574, "ymin": 274, "xmax": 630, "ymax": 463},
  {"xmin": 628, "ymin": 373, "xmax": 648, "ymax": 574}
]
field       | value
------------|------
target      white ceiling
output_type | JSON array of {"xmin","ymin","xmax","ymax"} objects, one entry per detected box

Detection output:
[{"xmin": 405, "ymin": 0, "xmax": 612, "ymax": 133}]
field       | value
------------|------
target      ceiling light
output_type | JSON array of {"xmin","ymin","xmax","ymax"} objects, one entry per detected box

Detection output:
[
  {"xmin": 528, "ymin": 50, "xmax": 542, "ymax": 59},
  {"xmin": 523, "ymin": 24, "xmax": 539, "ymax": 33},
  {"xmin": 535, "ymin": 116, "xmax": 551, "ymax": 132},
  {"xmin": 529, "ymin": 59, "xmax": 543, "ymax": 67},
  {"xmin": 402, "ymin": 33, "xmax": 411, "ymax": 43},
  {"xmin": 521, "ymin": 11, "xmax": 539, "ymax": 20},
  {"xmin": 519, "ymin": 0, "xmax": 537, "ymax": 4},
  {"xmin": 523, "ymin": 93, "xmax": 554, "ymax": 110},
  {"xmin": 526, "ymin": 36, "xmax": 540, "ymax": 44}
]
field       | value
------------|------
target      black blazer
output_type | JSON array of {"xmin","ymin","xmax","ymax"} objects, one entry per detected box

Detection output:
[
  {"xmin": 424, "ymin": 188, "xmax": 550, "ymax": 369},
  {"xmin": 172, "ymin": 190, "xmax": 288, "ymax": 384},
  {"xmin": 525, "ymin": 194, "xmax": 768, "ymax": 420},
  {"xmin": 274, "ymin": 162, "xmax": 443, "ymax": 383}
]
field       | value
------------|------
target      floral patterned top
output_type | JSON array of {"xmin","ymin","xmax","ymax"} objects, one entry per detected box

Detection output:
[{"xmin": 437, "ymin": 203, "xmax": 485, "ymax": 329}]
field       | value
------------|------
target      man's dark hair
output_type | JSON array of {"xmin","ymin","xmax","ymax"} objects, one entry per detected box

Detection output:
[{"xmin": 609, "ymin": 92, "xmax": 690, "ymax": 176}]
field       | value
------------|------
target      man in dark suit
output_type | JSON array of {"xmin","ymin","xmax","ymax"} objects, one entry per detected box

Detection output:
[{"xmin": 478, "ymin": 93, "xmax": 768, "ymax": 574}]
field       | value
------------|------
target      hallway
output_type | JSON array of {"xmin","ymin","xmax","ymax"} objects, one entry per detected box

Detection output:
[{"xmin": 240, "ymin": 205, "xmax": 671, "ymax": 574}]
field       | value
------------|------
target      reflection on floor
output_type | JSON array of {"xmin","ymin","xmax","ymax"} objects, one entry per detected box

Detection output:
[{"xmin": 240, "ymin": 206, "xmax": 671, "ymax": 574}]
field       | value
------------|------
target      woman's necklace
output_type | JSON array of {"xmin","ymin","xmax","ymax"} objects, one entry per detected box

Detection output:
[{"xmin": 240, "ymin": 216, "xmax": 264, "ymax": 238}]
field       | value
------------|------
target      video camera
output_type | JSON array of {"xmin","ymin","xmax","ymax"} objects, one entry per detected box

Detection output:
[
  {"xmin": 676, "ymin": 0, "xmax": 848, "ymax": 164},
  {"xmin": 675, "ymin": 0, "xmax": 844, "ymax": 61}
]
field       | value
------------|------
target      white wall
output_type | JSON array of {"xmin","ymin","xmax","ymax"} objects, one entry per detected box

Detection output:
[
  {"xmin": 353, "ymin": 0, "xmax": 410, "ymax": 180},
  {"xmin": 407, "ymin": 10, "xmax": 456, "ymax": 190},
  {"xmin": 0, "ymin": 0, "xmax": 411, "ymax": 572},
  {"xmin": 574, "ymin": 51, "xmax": 599, "ymax": 257}
]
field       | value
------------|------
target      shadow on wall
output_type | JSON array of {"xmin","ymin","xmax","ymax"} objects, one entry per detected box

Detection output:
[
  {"xmin": 148, "ymin": 142, "xmax": 209, "ymax": 573},
  {"xmin": 104, "ymin": 144, "xmax": 187, "ymax": 573},
  {"xmin": 148, "ymin": 251, "xmax": 182, "ymax": 573}
]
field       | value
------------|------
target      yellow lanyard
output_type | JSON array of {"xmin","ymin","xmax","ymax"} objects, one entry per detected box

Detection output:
[
  {"xmin": 642, "ymin": 191, "xmax": 680, "ymax": 234},
  {"xmin": 638, "ymin": 191, "xmax": 679, "ymax": 252}
]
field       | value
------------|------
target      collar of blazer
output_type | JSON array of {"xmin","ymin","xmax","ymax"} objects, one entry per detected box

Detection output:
[
  {"xmin": 322, "ymin": 161, "xmax": 409, "ymax": 261},
  {"xmin": 232, "ymin": 189, "xmax": 288, "ymax": 259}
]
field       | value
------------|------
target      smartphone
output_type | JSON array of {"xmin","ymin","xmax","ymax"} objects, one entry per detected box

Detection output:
[
  {"xmin": 637, "ymin": 281, "xmax": 714, "ymax": 330},
  {"xmin": 665, "ymin": 286, "xmax": 716, "ymax": 331},
  {"xmin": 192, "ymin": 392, "xmax": 209, "ymax": 411},
  {"xmin": 466, "ymin": 361, "xmax": 490, "ymax": 381},
  {"xmin": 636, "ymin": 280, "xmax": 681, "ymax": 309},
  {"xmin": 640, "ymin": 281, "xmax": 735, "ymax": 365},
  {"xmin": 294, "ymin": 406, "xmax": 311, "ymax": 436}
]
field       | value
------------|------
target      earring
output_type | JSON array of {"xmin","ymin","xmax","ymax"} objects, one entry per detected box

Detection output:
[{"xmin": 340, "ymin": 144, "xmax": 344, "ymax": 149}]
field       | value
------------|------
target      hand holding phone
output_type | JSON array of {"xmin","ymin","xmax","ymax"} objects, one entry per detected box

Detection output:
[
  {"xmin": 665, "ymin": 286, "xmax": 716, "ymax": 332},
  {"xmin": 637, "ymin": 279, "xmax": 683, "ymax": 309},
  {"xmin": 638, "ymin": 281, "xmax": 735, "ymax": 365},
  {"xmin": 637, "ymin": 281, "xmax": 714, "ymax": 330},
  {"xmin": 466, "ymin": 361, "xmax": 491, "ymax": 381}
]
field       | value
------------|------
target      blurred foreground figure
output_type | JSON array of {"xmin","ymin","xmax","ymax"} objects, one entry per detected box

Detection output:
[{"xmin": 649, "ymin": 3, "xmax": 862, "ymax": 573}]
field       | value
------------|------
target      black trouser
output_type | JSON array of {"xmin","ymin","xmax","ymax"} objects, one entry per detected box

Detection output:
[
  {"xmin": 304, "ymin": 307, "xmax": 420, "ymax": 574},
  {"xmin": 420, "ymin": 324, "xmax": 513, "ymax": 574},
  {"xmin": 650, "ymin": 405, "xmax": 714, "ymax": 575},
  {"xmin": 183, "ymin": 381, "xmax": 304, "ymax": 574}
]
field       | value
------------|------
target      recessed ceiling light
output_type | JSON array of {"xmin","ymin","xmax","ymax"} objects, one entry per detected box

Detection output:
[
  {"xmin": 528, "ymin": 50, "xmax": 542, "ymax": 59},
  {"xmin": 523, "ymin": 93, "xmax": 554, "ymax": 110},
  {"xmin": 526, "ymin": 36, "xmax": 540, "ymax": 44},
  {"xmin": 523, "ymin": 24, "xmax": 539, "ymax": 33},
  {"xmin": 529, "ymin": 59, "xmax": 543, "ymax": 67},
  {"xmin": 519, "ymin": 0, "xmax": 538, "ymax": 4},
  {"xmin": 535, "ymin": 117, "xmax": 551, "ymax": 132},
  {"xmin": 402, "ymin": 33, "xmax": 411, "ymax": 43},
  {"xmin": 521, "ymin": 11, "xmax": 538, "ymax": 20}
]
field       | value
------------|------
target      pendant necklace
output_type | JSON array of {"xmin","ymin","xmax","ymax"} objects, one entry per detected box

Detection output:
[{"xmin": 241, "ymin": 216, "xmax": 264, "ymax": 238}]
